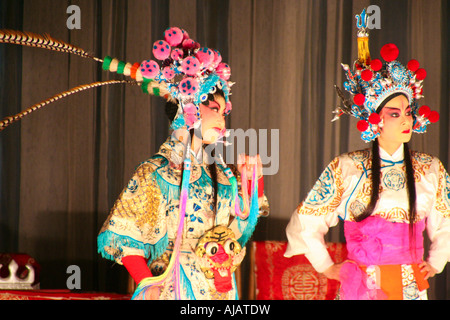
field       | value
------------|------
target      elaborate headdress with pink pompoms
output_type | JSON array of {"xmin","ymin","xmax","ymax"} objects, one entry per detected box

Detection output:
[
  {"xmin": 122, "ymin": 26, "xmax": 233, "ymax": 130},
  {"xmin": 0, "ymin": 27, "xmax": 233, "ymax": 132},
  {"xmin": 332, "ymin": 8, "xmax": 439, "ymax": 143}
]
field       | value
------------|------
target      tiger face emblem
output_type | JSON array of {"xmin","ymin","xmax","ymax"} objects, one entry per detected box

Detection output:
[{"xmin": 195, "ymin": 226, "xmax": 246, "ymax": 293}]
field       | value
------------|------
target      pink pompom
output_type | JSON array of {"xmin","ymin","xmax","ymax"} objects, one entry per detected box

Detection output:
[
  {"xmin": 170, "ymin": 48, "xmax": 184, "ymax": 60},
  {"xmin": 140, "ymin": 60, "xmax": 160, "ymax": 79},
  {"xmin": 216, "ymin": 62, "xmax": 231, "ymax": 80},
  {"xmin": 212, "ymin": 49, "xmax": 222, "ymax": 68},
  {"xmin": 380, "ymin": 43, "xmax": 399, "ymax": 62},
  {"xmin": 164, "ymin": 27, "xmax": 183, "ymax": 46},
  {"xmin": 153, "ymin": 40, "xmax": 171, "ymax": 60},
  {"xmin": 183, "ymin": 103, "xmax": 197, "ymax": 115},
  {"xmin": 182, "ymin": 39, "xmax": 199, "ymax": 50},
  {"xmin": 179, "ymin": 77, "xmax": 199, "ymax": 96},
  {"xmin": 361, "ymin": 69, "xmax": 373, "ymax": 81},
  {"xmin": 180, "ymin": 29, "xmax": 190, "ymax": 41},
  {"xmin": 196, "ymin": 47, "xmax": 214, "ymax": 68},
  {"xmin": 181, "ymin": 56, "xmax": 201, "ymax": 76},
  {"xmin": 183, "ymin": 103, "xmax": 199, "ymax": 127},
  {"xmin": 184, "ymin": 114, "xmax": 198, "ymax": 128},
  {"xmin": 162, "ymin": 66, "xmax": 175, "ymax": 80}
]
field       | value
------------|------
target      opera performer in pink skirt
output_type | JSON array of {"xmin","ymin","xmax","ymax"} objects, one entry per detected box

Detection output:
[{"xmin": 285, "ymin": 9, "xmax": 449, "ymax": 300}]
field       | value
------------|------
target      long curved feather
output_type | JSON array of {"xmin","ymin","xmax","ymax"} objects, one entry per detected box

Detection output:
[
  {"xmin": 0, "ymin": 29, "xmax": 102, "ymax": 62},
  {"xmin": 0, "ymin": 80, "xmax": 136, "ymax": 131}
]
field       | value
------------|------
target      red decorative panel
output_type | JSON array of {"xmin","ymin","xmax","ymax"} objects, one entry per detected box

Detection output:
[{"xmin": 253, "ymin": 241, "xmax": 347, "ymax": 300}]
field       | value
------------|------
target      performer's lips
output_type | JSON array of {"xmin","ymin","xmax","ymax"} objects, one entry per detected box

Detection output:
[
  {"xmin": 213, "ymin": 127, "xmax": 225, "ymax": 135},
  {"xmin": 402, "ymin": 129, "xmax": 410, "ymax": 134}
]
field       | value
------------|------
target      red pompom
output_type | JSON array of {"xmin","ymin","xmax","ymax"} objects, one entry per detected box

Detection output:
[
  {"xmin": 353, "ymin": 93, "xmax": 365, "ymax": 106},
  {"xmin": 368, "ymin": 113, "xmax": 381, "ymax": 125},
  {"xmin": 415, "ymin": 68, "xmax": 427, "ymax": 80},
  {"xmin": 357, "ymin": 120, "xmax": 369, "ymax": 132},
  {"xmin": 361, "ymin": 69, "xmax": 373, "ymax": 81},
  {"xmin": 428, "ymin": 110, "xmax": 440, "ymax": 123},
  {"xmin": 380, "ymin": 43, "xmax": 399, "ymax": 62},
  {"xmin": 370, "ymin": 59, "xmax": 382, "ymax": 71},
  {"xmin": 407, "ymin": 59, "xmax": 420, "ymax": 72},
  {"xmin": 418, "ymin": 105, "xmax": 431, "ymax": 117}
]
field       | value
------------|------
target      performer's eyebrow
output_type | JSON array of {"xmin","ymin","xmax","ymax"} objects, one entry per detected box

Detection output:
[{"xmin": 384, "ymin": 106, "xmax": 411, "ymax": 111}]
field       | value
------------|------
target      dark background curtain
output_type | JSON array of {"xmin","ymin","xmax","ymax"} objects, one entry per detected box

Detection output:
[{"xmin": 0, "ymin": 0, "xmax": 448, "ymax": 299}]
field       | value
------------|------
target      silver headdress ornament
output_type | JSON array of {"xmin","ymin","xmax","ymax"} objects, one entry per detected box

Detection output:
[{"xmin": 332, "ymin": 8, "xmax": 439, "ymax": 143}]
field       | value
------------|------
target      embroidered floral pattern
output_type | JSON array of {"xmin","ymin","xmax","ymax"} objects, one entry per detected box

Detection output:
[
  {"xmin": 383, "ymin": 168, "xmax": 406, "ymax": 191},
  {"xmin": 299, "ymin": 157, "xmax": 344, "ymax": 216},
  {"xmin": 304, "ymin": 166, "xmax": 336, "ymax": 206}
]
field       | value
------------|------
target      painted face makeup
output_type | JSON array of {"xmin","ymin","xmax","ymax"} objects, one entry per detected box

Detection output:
[
  {"xmin": 199, "ymin": 95, "xmax": 226, "ymax": 144},
  {"xmin": 378, "ymin": 94, "xmax": 413, "ymax": 153}
]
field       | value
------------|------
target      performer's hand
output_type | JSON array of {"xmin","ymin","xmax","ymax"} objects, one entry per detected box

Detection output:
[
  {"xmin": 133, "ymin": 283, "xmax": 161, "ymax": 300},
  {"xmin": 237, "ymin": 154, "xmax": 263, "ymax": 179},
  {"xmin": 419, "ymin": 261, "xmax": 438, "ymax": 280},
  {"xmin": 323, "ymin": 263, "xmax": 343, "ymax": 281},
  {"xmin": 144, "ymin": 286, "xmax": 161, "ymax": 300}
]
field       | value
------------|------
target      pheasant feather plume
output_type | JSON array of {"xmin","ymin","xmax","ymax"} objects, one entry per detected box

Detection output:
[
  {"xmin": 0, "ymin": 80, "xmax": 134, "ymax": 131},
  {"xmin": 0, "ymin": 29, "xmax": 102, "ymax": 62}
]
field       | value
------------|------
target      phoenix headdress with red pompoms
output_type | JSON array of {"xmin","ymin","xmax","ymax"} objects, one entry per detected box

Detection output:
[{"xmin": 332, "ymin": 8, "xmax": 439, "ymax": 143}]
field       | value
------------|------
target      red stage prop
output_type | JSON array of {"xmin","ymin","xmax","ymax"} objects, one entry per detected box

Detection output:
[{"xmin": 250, "ymin": 241, "xmax": 347, "ymax": 300}]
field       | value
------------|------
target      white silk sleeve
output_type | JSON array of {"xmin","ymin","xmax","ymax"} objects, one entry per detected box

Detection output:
[
  {"xmin": 285, "ymin": 211, "xmax": 339, "ymax": 272},
  {"xmin": 426, "ymin": 160, "xmax": 450, "ymax": 273},
  {"xmin": 285, "ymin": 157, "xmax": 343, "ymax": 273}
]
